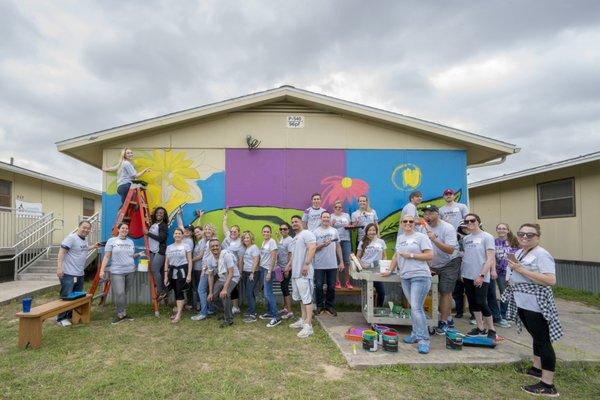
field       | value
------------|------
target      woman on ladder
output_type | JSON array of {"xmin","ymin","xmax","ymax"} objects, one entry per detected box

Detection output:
[{"xmin": 103, "ymin": 148, "xmax": 150, "ymax": 206}]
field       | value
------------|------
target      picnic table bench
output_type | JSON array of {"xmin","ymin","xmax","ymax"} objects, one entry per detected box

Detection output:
[{"xmin": 15, "ymin": 294, "xmax": 92, "ymax": 349}]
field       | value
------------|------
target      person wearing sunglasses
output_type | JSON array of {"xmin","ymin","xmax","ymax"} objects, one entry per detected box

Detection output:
[
  {"xmin": 240, "ymin": 231, "xmax": 260, "ymax": 323},
  {"xmin": 502, "ymin": 223, "xmax": 562, "ymax": 397},
  {"xmin": 331, "ymin": 200, "xmax": 353, "ymax": 289},
  {"xmin": 259, "ymin": 225, "xmax": 281, "ymax": 327},
  {"xmin": 277, "ymin": 223, "xmax": 294, "ymax": 320},
  {"xmin": 383, "ymin": 216, "xmax": 433, "ymax": 354},
  {"xmin": 207, "ymin": 239, "xmax": 240, "ymax": 328},
  {"xmin": 460, "ymin": 213, "xmax": 497, "ymax": 339}
]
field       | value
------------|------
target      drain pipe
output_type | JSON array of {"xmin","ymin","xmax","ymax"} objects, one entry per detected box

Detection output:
[{"xmin": 467, "ymin": 155, "xmax": 508, "ymax": 169}]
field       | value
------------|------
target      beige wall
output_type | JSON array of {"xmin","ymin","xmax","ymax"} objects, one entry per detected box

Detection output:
[
  {"xmin": 469, "ymin": 161, "xmax": 600, "ymax": 262},
  {"xmin": 0, "ymin": 168, "xmax": 101, "ymax": 245}
]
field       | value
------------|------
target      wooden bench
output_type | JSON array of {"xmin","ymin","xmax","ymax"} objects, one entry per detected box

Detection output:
[{"xmin": 15, "ymin": 294, "xmax": 92, "ymax": 349}]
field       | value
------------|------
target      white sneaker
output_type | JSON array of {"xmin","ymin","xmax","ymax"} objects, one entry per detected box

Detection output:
[
  {"xmin": 57, "ymin": 319, "xmax": 72, "ymax": 327},
  {"xmin": 190, "ymin": 314, "xmax": 207, "ymax": 321},
  {"xmin": 232, "ymin": 306, "xmax": 241, "ymax": 314},
  {"xmin": 289, "ymin": 319, "xmax": 305, "ymax": 329},
  {"xmin": 297, "ymin": 324, "xmax": 314, "ymax": 338}
]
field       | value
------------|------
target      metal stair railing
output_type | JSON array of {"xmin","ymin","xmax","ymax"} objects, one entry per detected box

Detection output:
[
  {"xmin": 0, "ymin": 213, "xmax": 64, "ymax": 280},
  {"xmin": 76, "ymin": 212, "xmax": 101, "ymax": 260},
  {"xmin": 0, "ymin": 206, "xmax": 47, "ymax": 248}
]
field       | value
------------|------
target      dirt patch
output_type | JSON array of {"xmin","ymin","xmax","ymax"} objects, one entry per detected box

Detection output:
[{"xmin": 320, "ymin": 363, "xmax": 345, "ymax": 381}]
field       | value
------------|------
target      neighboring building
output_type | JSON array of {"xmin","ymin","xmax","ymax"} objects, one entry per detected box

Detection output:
[
  {"xmin": 469, "ymin": 151, "xmax": 600, "ymax": 292},
  {"xmin": 0, "ymin": 160, "xmax": 101, "ymax": 282}
]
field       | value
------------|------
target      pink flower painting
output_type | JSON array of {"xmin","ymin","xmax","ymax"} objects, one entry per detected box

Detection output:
[{"xmin": 320, "ymin": 176, "xmax": 369, "ymax": 207}]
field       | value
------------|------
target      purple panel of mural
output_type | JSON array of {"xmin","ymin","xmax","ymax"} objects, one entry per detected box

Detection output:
[{"xmin": 226, "ymin": 149, "xmax": 345, "ymax": 210}]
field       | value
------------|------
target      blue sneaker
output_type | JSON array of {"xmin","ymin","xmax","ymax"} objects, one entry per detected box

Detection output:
[
  {"xmin": 434, "ymin": 321, "xmax": 448, "ymax": 335},
  {"xmin": 403, "ymin": 335, "xmax": 418, "ymax": 344},
  {"xmin": 447, "ymin": 318, "xmax": 455, "ymax": 329},
  {"xmin": 417, "ymin": 341, "xmax": 430, "ymax": 354}
]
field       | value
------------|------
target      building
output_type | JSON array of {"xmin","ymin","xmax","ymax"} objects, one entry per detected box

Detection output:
[
  {"xmin": 56, "ymin": 86, "xmax": 518, "ymax": 302},
  {"xmin": 0, "ymin": 160, "xmax": 101, "ymax": 282},
  {"xmin": 469, "ymin": 151, "xmax": 600, "ymax": 292}
]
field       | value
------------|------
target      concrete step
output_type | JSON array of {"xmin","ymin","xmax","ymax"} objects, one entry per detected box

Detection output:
[
  {"xmin": 25, "ymin": 266, "xmax": 57, "ymax": 274},
  {"xmin": 18, "ymin": 273, "xmax": 59, "ymax": 282},
  {"xmin": 30, "ymin": 259, "xmax": 57, "ymax": 267}
]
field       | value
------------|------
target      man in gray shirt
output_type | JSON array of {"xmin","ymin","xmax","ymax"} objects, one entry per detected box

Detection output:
[
  {"xmin": 302, "ymin": 193, "xmax": 327, "ymax": 232},
  {"xmin": 207, "ymin": 239, "xmax": 239, "ymax": 327},
  {"xmin": 423, "ymin": 205, "xmax": 461, "ymax": 334},
  {"xmin": 400, "ymin": 191, "xmax": 425, "ymax": 235},
  {"xmin": 56, "ymin": 220, "xmax": 95, "ymax": 326},
  {"xmin": 439, "ymin": 188, "xmax": 469, "ymax": 229}
]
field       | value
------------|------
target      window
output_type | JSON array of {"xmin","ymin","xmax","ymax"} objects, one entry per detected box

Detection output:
[
  {"xmin": 83, "ymin": 198, "xmax": 95, "ymax": 217},
  {"xmin": 537, "ymin": 178, "xmax": 575, "ymax": 218},
  {"xmin": 0, "ymin": 180, "xmax": 11, "ymax": 208}
]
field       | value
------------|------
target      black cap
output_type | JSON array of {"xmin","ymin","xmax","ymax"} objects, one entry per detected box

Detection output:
[{"xmin": 423, "ymin": 204, "xmax": 439, "ymax": 213}]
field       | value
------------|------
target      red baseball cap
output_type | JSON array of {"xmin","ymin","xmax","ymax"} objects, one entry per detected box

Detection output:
[{"xmin": 443, "ymin": 188, "xmax": 455, "ymax": 195}]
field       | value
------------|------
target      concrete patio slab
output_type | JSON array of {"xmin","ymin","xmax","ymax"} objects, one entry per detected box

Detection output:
[
  {"xmin": 0, "ymin": 280, "xmax": 59, "ymax": 306},
  {"xmin": 316, "ymin": 298, "xmax": 600, "ymax": 368}
]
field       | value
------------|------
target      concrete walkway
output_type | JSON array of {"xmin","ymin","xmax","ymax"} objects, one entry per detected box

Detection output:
[
  {"xmin": 316, "ymin": 299, "xmax": 600, "ymax": 368},
  {"xmin": 0, "ymin": 280, "xmax": 59, "ymax": 305}
]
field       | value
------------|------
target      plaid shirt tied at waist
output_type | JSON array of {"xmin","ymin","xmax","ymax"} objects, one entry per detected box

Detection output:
[{"xmin": 501, "ymin": 282, "xmax": 564, "ymax": 342}]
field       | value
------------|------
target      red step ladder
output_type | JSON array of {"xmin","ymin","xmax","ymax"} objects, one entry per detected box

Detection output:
[{"xmin": 88, "ymin": 180, "xmax": 160, "ymax": 315}]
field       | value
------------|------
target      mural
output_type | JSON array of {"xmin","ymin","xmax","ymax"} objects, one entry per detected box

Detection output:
[{"xmin": 102, "ymin": 148, "xmax": 467, "ymax": 254}]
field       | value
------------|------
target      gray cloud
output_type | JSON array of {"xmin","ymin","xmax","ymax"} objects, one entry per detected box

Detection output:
[{"xmin": 1, "ymin": 0, "xmax": 600, "ymax": 189}]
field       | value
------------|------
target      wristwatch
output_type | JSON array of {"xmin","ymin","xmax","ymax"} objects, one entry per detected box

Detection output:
[{"xmin": 479, "ymin": 274, "xmax": 485, "ymax": 278}]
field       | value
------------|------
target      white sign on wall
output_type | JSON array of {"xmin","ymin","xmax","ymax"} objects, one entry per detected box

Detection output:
[
  {"xmin": 287, "ymin": 115, "xmax": 305, "ymax": 128},
  {"xmin": 16, "ymin": 200, "xmax": 43, "ymax": 215}
]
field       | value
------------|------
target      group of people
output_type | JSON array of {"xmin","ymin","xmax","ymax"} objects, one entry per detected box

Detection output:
[{"xmin": 55, "ymin": 147, "xmax": 562, "ymax": 397}]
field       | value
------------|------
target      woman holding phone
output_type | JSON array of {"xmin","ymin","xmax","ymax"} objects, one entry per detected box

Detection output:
[{"xmin": 503, "ymin": 223, "xmax": 562, "ymax": 397}]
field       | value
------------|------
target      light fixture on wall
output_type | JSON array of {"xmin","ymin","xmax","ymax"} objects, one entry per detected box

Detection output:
[{"xmin": 246, "ymin": 135, "xmax": 261, "ymax": 150}]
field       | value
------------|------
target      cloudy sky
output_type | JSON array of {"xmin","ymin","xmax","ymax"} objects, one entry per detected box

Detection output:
[{"xmin": 2, "ymin": 0, "xmax": 599, "ymax": 191}]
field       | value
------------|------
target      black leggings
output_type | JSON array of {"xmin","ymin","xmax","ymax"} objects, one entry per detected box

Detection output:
[
  {"xmin": 231, "ymin": 283, "xmax": 239, "ymax": 301},
  {"xmin": 281, "ymin": 274, "xmax": 291, "ymax": 297},
  {"xmin": 463, "ymin": 278, "xmax": 491, "ymax": 317},
  {"xmin": 170, "ymin": 265, "xmax": 188, "ymax": 301},
  {"xmin": 518, "ymin": 308, "xmax": 556, "ymax": 372}
]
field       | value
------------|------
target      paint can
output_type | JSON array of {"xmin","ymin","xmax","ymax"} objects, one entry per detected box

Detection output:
[
  {"xmin": 362, "ymin": 330, "xmax": 378, "ymax": 352},
  {"xmin": 382, "ymin": 330, "xmax": 399, "ymax": 352},
  {"xmin": 372, "ymin": 324, "xmax": 390, "ymax": 345},
  {"xmin": 138, "ymin": 258, "xmax": 149, "ymax": 272}
]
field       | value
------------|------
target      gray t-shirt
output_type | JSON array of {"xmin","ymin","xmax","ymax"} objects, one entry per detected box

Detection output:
[
  {"xmin": 302, "ymin": 207, "xmax": 326, "ymax": 231},
  {"xmin": 205, "ymin": 251, "xmax": 217, "ymax": 273},
  {"xmin": 461, "ymin": 231, "xmax": 495, "ymax": 283},
  {"xmin": 166, "ymin": 243, "xmax": 189, "ymax": 267},
  {"xmin": 358, "ymin": 238, "xmax": 387, "ymax": 266},
  {"xmin": 60, "ymin": 233, "xmax": 89, "ymax": 276},
  {"xmin": 427, "ymin": 220, "xmax": 459, "ymax": 268},
  {"xmin": 313, "ymin": 226, "xmax": 340, "ymax": 270},
  {"xmin": 331, "ymin": 212, "xmax": 351, "ymax": 242},
  {"xmin": 105, "ymin": 237, "xmax": 136, "ymax": 274},
  {"xmin": 192, "ymin": 239, "xmax": 205, "ymax": 271},
  {"xmin": 291, "ymin": 229, "xmax": 316, "ymax": 279},
  {"xmin": 395, "ymin": 232, "xmax": 433, "ymax": 279},
  {"xmin": 351, "ymin": 209, "xmax": 379, "ymax": 240},
  {"xmin": 510, "ymin": 246, "xmax": 556, "ymax": 313},
  {"xmin": 277, "ymin": 236, "xmax": 293, "ymax": 267},
  {"xmin": 183, "ymin": 237, "xmax": 194, "ymax": 253},
  {"xmin": 439, "ymin": 203, "xmax": 469, "ymax": 229},
  {"xmin": 242, "ymin": 244, "xmax": 260, "ymax": 272},
  {"xmin": 148, "ymin": 223, "xmax": 160, "ymax": 253},
  {"xmin": 222, "ymin": 231, "xmax": 243, "ymax": 262},
  {"xmin": 216, "ymin": 249, "xmax": 240, "ymax": 283},
  {"xmin": 401, "ymin": 202, "xmax": 418, "ymax": 218},
  {"xmin": 117, "ymin": 160, "xmax": 137, "ymax": 186},
  {"xmin": 259, "ymin": 238, "xmax": 278, "ymax": 270}
]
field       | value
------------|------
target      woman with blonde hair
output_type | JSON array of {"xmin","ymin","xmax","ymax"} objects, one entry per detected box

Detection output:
[
  {"xmin": 103, "ymin": 148, "xmax": 150, "ymax": 205},
  {"xmin": 351, "ymin": 195, "xmax": 379, "ymax": 242},
  {"xmin": 240, "ymin": 231, "xmax": 261, "ymax": 323}
]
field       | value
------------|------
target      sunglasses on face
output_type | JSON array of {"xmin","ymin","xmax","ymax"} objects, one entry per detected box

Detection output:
[
  {"xmin": 401, "ymin": 220, "xmax": 415, "ymax": 224},
  {"xmin": 465, "ymin": 219, "xmax": 478, "ymax": 224},
  {"xmin": 279, "ymin": 227, "xmax": 288, "ymax": 231},
  {"xmin": 517, "ymin": 232, "xmax": 539, "ymax": 239}
]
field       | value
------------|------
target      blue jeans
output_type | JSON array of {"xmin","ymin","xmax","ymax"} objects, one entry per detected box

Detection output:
[
  {"xmin": 117, "ymin": 183, "xmax": 131, "ymax": 206},
  {"xmin": 487, "ymin": 278, "xmax": 502, "ymax": 322},
  {"xmin": 315, "ymin": 268, "xmax": 337, "ymax": 309},
  {"xmin": 496, "ymin": 274, "xmax": 508, "ymax": 319},
  {"xmin": 197, "ymin": 272, "xmax": 211, "ymax": 316},
  {"xmin": 401, "ymin": 276, "xmax": 432, "ymax": 343},
  {"xmin": 57, "ymin": 274, "xmax": 84, "ymax": 321},
  {"xmin": 338, "ymin": 240, "xmax": 351, "ymax": 266},
  {"xmin": 243, "ymin": 271, "xmax": 258, "ymax": 315},
  {"xmin": 260, "ymin": 268, "xmax": 279, "ymax": 319}
]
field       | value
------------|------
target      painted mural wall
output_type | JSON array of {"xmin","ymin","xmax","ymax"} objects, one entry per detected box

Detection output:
[{"xmin": 103, "ymin": 148, "xmax": 467, "ymax": 254}]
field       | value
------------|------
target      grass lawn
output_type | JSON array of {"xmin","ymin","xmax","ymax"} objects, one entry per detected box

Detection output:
[
  {"xmin": 1, "ymin": 289, "xmax": 599, "ymax": 400},
  {"xmin": 554, "ymin": 286, "xmax": 600, "ymax": 309}
]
